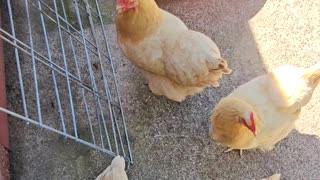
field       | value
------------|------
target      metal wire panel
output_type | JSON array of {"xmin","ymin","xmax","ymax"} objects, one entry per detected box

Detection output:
[{"xmin": 0, "ymin": 0, "xmax": 133, "ymax": 164}]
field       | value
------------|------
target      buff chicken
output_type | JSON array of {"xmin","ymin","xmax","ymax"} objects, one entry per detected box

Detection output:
[
  {"xmin": 115, "ymin": 0, "xmax": 232, "ymax": 102},
  {"xmin": 209, "ymin": 63, "xmax": 320, "ymax": 156},
  {"xmin": 95, "ymin": 156, "xmax": 128, "ymax": 180},
  {"xmin": 260, "ymin": 173, "xmax": 281, "ymax": 180}
]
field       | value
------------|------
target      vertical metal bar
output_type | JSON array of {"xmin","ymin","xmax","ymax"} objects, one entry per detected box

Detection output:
[
  {"xmin": 60, "ymin": 0, "xmax": 96, "ymax": 144},
  {"xmin": 38, "ymin": 1, "xmax": 66, "ymax": 134},
  {"xmin": 52, "ymin": 0, "xmax": 78, "ymax": 139},
  {"xmin": 7, "ymin": 0, "xmax": 29, "ymax": 118},
  {"xmin": 94, "ymin": 0, "xmax": 133, "ymax": 162},
  {"xmin": 111, "ymin": 107, "xmax": 125, "ymax": 156},
  {"xmin": 24, "ymin": 0, "xmax": 43, "ymax": 126},
  {"xmin": 73, "ymin": 0, "xmax": 112, "ymax": 150},
  {"xmin": 82, "ymin": 0, "xmax": 119, "ymax": 155}
]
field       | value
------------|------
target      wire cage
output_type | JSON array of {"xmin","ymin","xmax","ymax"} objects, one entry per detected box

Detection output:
[{"xmin": 0, "ymin": 0, "xmax": 133, "ymax": 165}]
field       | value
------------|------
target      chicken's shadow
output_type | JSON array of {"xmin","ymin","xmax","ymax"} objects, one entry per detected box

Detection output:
[{"xmin": 204, "ymin": 129, "xmax": 320, "ymax": 179}]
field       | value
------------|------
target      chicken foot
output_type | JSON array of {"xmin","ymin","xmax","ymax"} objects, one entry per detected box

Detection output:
[{"xmin": 224, "ymin": 148, "xmax": 243, "ymax": 157}]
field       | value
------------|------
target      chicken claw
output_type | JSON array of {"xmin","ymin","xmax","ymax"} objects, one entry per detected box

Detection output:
[
  {"xmin": 223, "ymin": 148, "xmax": 233, "ymax": 153},
  {"xmin": 224, "ymin": 148, "xmax": 243, "ymax": 157}
]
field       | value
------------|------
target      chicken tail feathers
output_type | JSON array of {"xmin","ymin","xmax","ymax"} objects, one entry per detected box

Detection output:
[
  {"xmin": 218, "ymin": 58, "xmax": 233, "ymax": 74},
  {"xmin": 304, "ymin": 62, "xmax": 320, "ymax": 85}
]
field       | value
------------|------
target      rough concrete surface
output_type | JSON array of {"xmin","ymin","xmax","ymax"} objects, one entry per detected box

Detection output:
[{"xmin": 1, "ymin": 0, "xmax": 320, "ymax": 179}]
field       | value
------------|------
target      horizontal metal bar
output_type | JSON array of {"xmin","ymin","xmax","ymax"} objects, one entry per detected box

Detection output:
[{"xmin": 0, "ymin": 107, "xmax": 133, "ymax": 167}]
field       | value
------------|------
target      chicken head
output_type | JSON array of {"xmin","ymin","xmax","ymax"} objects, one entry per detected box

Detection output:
[
  {"xmin": 209, "ymin": 97, "xmax": 259, "ymax": 149},
  {"xmin": 116, "ymin": 0, "xmax": 139, "ymax": 14}
]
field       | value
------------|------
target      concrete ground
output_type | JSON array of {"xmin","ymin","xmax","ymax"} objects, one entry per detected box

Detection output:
[{"xmin": 1, "ymin": 0, "xmax": 320, "ymax": 179}]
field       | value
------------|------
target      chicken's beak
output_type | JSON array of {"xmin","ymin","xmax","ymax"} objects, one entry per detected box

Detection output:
[{"xmin": 218, "ymin": 59, "xmax": 233, "ymax": 74}]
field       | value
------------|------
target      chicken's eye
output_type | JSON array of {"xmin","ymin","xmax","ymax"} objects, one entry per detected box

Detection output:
[{"xmin": 238, "ymin": 117, "xmax": 249, "ymax": 129}]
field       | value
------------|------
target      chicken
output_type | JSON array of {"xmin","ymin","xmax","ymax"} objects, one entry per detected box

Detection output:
[
  {"xmin": 95, "ymin": 156, "xmax": 128, "ymax": 180},
  {"xmin": 260, "ymin": 173, "xmax": 281, "ymax": 180},
  {"xmin": 209, "ymin": 62, "xmax": 320, "ymax": 155},
  {"xmin": 115, "ymin": 0, "xmax": 232, "ymax": 102}
]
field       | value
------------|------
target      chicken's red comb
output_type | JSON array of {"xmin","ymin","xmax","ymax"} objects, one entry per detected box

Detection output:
[
  {"xmin": 117, "ymin": 0, "xmax": 125, "ymax": 6},
  {"xmin": 250, "ymin": 112, "xmax": 256, "ymax": 135},
  {"xmin": 116, "ymin": 0, "xmax": 137, "ymax": 12}
]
